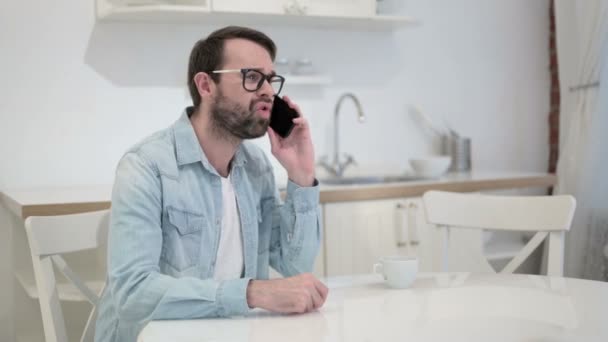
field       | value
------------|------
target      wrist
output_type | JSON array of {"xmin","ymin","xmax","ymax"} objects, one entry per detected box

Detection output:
[
  {"xmin": 246, "ymin": 279, "xmax": 263, "ymax": 309},
  {"xmin": 288, "ymin": 173, "xmax": 315, "ymax": 187}
]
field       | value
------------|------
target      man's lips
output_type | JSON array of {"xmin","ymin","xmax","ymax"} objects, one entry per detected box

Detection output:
[
  {"xmin": 254, "ymin": 101, "xmax": 272, "ymax": 118},
  {"xmin": 254, "ymin": 101, "xmax": 272, "ymax": 112}
]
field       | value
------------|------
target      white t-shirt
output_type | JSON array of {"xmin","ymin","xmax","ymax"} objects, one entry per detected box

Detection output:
[{"xmin": 213, "ymin": 174, "xmax": 244, "ymax": 281}]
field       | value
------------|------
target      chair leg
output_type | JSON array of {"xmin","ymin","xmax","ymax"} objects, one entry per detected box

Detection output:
[
  {"xmin": 79, "ymin": 304, "xmax": 98, "ymax": 342},
  {"xmin": 442, "ymin": 226, "xmax": 451, "ymax": 272},
  {"xmin": 80, "ymin": 284, "xmax": 105, "ymax": 342},
  {"xmin": 546, "ymin": 231, "xmax": 565, "ymax": 277}
]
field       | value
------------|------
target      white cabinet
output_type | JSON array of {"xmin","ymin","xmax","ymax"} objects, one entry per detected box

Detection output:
[
  {"xmin": 212, "ymin": 0, "xmax": 286, "ymax": 14},
  {"xmin": 324, "ymin": 199, "xmax": 399, "ymax": 276},
  {"xmin": 97, "ymin": 0, "xmax": 416, "ymax": 29},
  {"xmin": 323, "ymin": 197, "xmax": 436, "ymax": 276},
  {"xmin": 212, "ymin": 0, "xmax": 376, "ymax": 17},
  {"xmin": 322, "ymin": 194, "xmax": 541, "ymax": 277},
  {"xmin": 302, "ymin": 0, "xmax": 376, "ymax": 17}
]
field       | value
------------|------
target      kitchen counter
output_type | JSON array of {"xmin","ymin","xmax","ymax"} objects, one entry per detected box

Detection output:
[
  {"xmin": 319, "ymin": 171, "xmax": 556, "ymax": 203},
  {"xmin": 0, "ymin": 171, "xmax": 556, "ymax": 219}
]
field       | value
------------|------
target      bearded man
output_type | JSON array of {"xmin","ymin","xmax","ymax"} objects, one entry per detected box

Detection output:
[{"xmin": 95, "ymin": 26, "xmax": 327, "ymax": 342}]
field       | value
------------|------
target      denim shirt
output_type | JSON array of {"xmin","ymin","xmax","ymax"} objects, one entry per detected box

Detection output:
[{"xmin": 94, "ymin": 110, "xmax": 322, "ymax": 342}]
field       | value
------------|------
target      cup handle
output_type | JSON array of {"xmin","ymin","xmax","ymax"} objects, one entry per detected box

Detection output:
[{"xmin": 373, "ymin": 263, "xmax": 383, "ymax": 277}]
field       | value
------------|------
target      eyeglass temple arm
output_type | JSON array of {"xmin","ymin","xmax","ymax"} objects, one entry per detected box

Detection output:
[{"xmin": 210, "ymin": 69, "xmax": 242, "ymax": 74}]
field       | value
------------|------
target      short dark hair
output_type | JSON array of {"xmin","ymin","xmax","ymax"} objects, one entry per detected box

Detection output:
[{"xmin": 187, "ymin": 26, "xmax": 277, "ymax": 108}]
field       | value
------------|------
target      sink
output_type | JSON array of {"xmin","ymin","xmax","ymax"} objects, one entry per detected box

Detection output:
[{"xmin": 320, "ymin": 175, "xmax": 426, "ymax": 185}]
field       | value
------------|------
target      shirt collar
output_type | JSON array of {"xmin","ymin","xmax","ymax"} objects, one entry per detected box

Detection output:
[{"xmin": 172, "ymin": 108, "xmax": 247, "ymax": 172}]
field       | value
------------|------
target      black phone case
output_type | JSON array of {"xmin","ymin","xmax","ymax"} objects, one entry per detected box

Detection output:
[{"xmin": 270, "ymin": 96, "xmax": 299, "ymax": 138}]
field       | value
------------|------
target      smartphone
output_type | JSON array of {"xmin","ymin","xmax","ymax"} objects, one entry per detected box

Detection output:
[{"xmin": 269, "ymin": 95, "xmax": 300, "ymax": 138}]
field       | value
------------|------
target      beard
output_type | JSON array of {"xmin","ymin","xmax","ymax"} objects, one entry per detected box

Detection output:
[{"xmin": 210, "ymin": 90, "xmax": 271, "ymax": 140}]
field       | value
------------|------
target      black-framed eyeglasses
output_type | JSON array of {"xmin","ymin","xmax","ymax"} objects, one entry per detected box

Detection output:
[{"xmin": 211, "ymin": 68, "xmax": 285, "ymax": 95}]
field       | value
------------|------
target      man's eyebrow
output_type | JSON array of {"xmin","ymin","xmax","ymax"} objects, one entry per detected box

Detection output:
[{"xmin": 250, "ymin": 67, "xmax": 276, "ymax": 76}]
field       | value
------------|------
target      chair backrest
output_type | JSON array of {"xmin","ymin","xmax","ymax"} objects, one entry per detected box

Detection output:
[
  {"xmin": 422, "ymin": 191, "xmax": 576, "ymax": 276},
  {"xmin": 25, "ymin": 210, "xmax": 110, "ymax": 342}
]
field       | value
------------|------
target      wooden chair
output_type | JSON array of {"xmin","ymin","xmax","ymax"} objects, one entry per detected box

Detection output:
[
  {"xmin": 422, "ymin": 191, "xmax": 576, "ymax": 276},
  {"xmin": 24, "ymin": 210, "xmax": 110, "ymax": 342}
]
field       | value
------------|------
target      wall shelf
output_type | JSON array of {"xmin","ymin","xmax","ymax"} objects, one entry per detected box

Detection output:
[{"xmin": 96, "ymin": 2, "xmax": 418, "ymax": 30}]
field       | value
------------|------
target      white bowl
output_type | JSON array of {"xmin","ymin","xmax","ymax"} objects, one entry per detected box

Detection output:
[{"xmin": 409, "ymin": 156, "xmax": 451, "ymax": 178}]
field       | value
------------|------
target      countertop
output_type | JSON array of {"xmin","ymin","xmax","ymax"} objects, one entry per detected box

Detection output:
[
  {"xmin": 318, "ymin": 171, "xmax": 556, "ymax": 203},
  {"xmin": 0, "ymin": 171, "xmax": 556, "ymax": 219}
]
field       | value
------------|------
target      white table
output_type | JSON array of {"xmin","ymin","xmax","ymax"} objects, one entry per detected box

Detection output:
[{"xmin": 138, "ymin": 273, "xmax": 608, "ymax": 342}]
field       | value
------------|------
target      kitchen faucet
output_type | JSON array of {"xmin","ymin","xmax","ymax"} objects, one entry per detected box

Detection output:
[{"xmin": 318, "ymin": 93, "xmax": 366, "ymax": 177}]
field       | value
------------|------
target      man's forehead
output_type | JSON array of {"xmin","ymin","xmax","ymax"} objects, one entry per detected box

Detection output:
[{"xmin": 222, "ymin": 38, "xmax": 273, "ymax": 68}]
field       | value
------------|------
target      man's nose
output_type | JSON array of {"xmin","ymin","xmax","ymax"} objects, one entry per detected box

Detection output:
[{"xmin": 257, "ymin": 78, "xmax": 275, "ymax": 97}]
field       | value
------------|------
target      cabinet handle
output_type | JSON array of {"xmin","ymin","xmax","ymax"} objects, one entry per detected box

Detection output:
[{"xmin": 395, "ymin": 201, "xmax": 420, "ymax": 248}]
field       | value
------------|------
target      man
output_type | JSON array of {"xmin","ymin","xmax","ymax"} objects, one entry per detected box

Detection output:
[{"xmin": 95, "ymin": 26, "xmax": 328, "ymax": 342}]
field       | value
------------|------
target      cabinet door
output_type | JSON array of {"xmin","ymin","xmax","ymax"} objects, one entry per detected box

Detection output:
[
  {"xmin": 323, "ymin": 197, "xmax": 443, "ymax": 277},
  {"xmin": 302, "ymin": 0, "xmax": 376, "ymax": 17},
  {"xmin": 394, "ymin": 197, "xmax": 459, "ymax": 273},
  {"xmin": 323, "ymin": 195, "xmax": 504, "ymax": 277},
  {"xmin": 324, "ymin": 199, "xmax": 405, "ymax": 277},
  {"xmin": 212, "ymin": 0, "xmax": 286, "ymax": 14},
  {"xmin": 212, "ymin": 0, "xmax": 376, "ymax": 16}
]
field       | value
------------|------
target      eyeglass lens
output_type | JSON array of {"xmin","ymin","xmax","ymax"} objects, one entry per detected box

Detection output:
[{"xmin": 243, "ymin": 69, "xmax": 283, "ymax": 94}]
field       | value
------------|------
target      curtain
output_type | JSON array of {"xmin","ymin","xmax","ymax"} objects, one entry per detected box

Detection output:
[{"xmin": 553, "ymin": 0, "xmax": 608, "ymax": 280}]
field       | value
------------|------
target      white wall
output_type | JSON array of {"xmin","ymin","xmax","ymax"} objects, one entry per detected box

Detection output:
[
  {"xmin": 0, "ymin": 0, "xmax": 549, "ymax": 190},
  {"xmin": 0, "ymin": 0, "xmax": 549, "ymax": 340}
]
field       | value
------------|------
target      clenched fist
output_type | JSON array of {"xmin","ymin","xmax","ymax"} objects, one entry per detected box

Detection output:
[{"xmin": 246, "ymin": 273, "xmax": 329, "ymax": 314}]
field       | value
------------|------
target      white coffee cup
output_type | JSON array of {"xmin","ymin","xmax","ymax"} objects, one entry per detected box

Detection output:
[{"xmin": 373, "ymin": 256, "xmax": 419, "ymax": 289}]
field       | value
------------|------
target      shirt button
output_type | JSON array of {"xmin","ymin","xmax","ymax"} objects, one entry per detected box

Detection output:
[{"xmin": 287, "ymin": 232, "xmax": 293, "ymax": 241}]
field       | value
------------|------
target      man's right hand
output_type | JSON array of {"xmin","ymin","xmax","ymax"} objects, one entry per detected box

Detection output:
[{"xmin": 246, "ymin": 273, "xmax": 329, "ymax": 314}]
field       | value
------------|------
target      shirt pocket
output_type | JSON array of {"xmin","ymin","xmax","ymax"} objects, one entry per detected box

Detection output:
[{"xmin": 161, "ymin": 207, "xmax": 205, "ymax": 272}]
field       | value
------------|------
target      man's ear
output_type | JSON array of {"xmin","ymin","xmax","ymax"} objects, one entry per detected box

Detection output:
[{"xmin": 194, "ymin": 72, "xmax": 215, "ymax": 98}]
